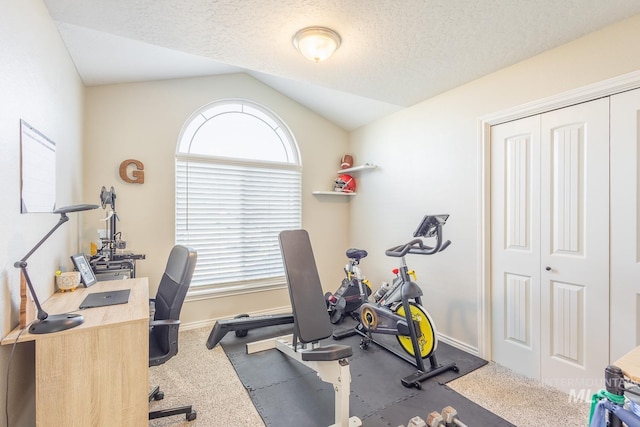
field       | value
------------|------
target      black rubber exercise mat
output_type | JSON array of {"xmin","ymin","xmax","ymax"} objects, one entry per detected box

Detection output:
[{"xmin": 220, "ymin": 322, "xmax": 514, "ymax": 427}]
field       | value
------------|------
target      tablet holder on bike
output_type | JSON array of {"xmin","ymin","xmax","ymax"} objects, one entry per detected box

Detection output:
[
  {"xmin": 413, "ymin": 214, "xmax": 449, "ymax": 238},
  {"xmin": 354, "ymin": 214, "xmax": 458, "ymax": 389}
]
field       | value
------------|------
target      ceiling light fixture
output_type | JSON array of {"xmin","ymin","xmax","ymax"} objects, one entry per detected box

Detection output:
[{"xmin": 293, "ymin": 27, "xmax": 341, "ymax": 63}]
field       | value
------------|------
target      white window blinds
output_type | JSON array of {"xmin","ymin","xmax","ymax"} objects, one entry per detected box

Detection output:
[{"xmin": 176, "ymin": 158, "xmax": 301, "ymax": 290}]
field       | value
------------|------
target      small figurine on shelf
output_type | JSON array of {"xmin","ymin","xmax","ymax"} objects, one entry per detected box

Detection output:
[
  {"xmin": 334, "ymin": 174, "xmax": 356, "ymax": 193},
  {"xmin": 340, "ymin": 154, "xmax": 353, "ymax": 169}
]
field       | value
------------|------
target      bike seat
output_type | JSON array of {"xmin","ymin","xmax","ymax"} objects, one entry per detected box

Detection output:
[{"xmin": 346, "ymin": 248, "xmax": 368, "ymax": 260}]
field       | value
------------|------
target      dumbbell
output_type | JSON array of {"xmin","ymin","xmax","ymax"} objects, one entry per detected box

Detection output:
[
  {"xmin": 406, "ymin": 416, "xmax": 426, "ymax": 427},
  {"xmin": 426, "ymin": 411, "xmax": 445, "ymax": 427},
  {"xmin": 441, "ymin": 406, "xmax": 468, "ymax": 427}
]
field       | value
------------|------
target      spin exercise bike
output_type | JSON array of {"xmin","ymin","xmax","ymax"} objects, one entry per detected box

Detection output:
[
  {"xmin": 206, "ymin": 249, "xmax": 371, "ymax": 348},
  {"xmin": 207, "ymin": 246, "xmax": 371, "ymax": 347},
  {"xmin": 325, "ymin": 248, "xmax": 372, "ymax": 324},
  {"xmin": 348, "ymin": 214, "xmax": 458, "ymax": 389}
]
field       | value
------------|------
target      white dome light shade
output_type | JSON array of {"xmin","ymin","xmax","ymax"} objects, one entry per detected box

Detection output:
[{"xmin": 293, "ymin": 27, "xmax": 341, "ymax": 63}]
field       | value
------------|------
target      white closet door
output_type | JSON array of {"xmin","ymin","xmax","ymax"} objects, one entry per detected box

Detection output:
[
  {"xmin": 610, "ymin": 88, "xmax": 640, "ymax": 362},
  {"xmin": 539, "ymin": 98, "xmax": 609, "ymax": 390},
  {"xmin": 491, "ymin": 115, "xmax": 541, "ymax": 379},
  {"xmin": 491, "ymin": 98, "xmax": 610, "ymax": 391}
]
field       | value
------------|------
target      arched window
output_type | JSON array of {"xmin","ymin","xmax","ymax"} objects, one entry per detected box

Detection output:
[{"xmin": 176, "ymin": 99, "xmax": 301, "ymax": 295}]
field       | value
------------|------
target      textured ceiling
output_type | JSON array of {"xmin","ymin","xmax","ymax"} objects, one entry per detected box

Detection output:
[{"xmin": 43, "ymin": 0, "xmax": 640, "ymax": 130}]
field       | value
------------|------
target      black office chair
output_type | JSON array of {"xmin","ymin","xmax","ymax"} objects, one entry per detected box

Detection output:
[{"xmin": 148, "ymin": 245, "xmax": 198, "ymax": 422}]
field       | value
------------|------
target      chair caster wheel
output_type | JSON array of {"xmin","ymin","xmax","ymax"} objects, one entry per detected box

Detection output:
[
  {"xmin": 186, "ymin": 410, "xmax": 197, "ymax": 421},
  {"xmin": 453, "ymin": 366, "xmax": 459, "ymax": 373},
  {"xmin": 414, "ymin": 382, "xmax": 422, "ymax": 390},
  {"xmin": 154, "ymin": 391, "xmax": 164, "ymax": 401}
]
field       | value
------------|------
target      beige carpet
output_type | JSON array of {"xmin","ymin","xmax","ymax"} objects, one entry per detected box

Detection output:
[
  {"xmin": 448, "ymin": 362, "xmax": 590, "ymax": 426},
  {"xmin": 149, "ymin": 327, "xmax": 264, "ymax": 427},
  {"xmin": 149, "ymin": 327, "xmax": 590, "ymax": 426}
]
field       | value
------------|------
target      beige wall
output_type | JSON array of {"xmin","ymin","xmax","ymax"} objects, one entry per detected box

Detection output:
[
  {"xmin": 0, "ymin": 1, "xmax": 86, "ymax": 426},
  {"xmin": 4, "ymin": 2, "xmax": 640, "ymax": 423},
  {"xmin": 82, "ymin": 74, "xmax": 350, "ymax": 325},
  {"xmin": 349, "ymin": 13, "xmax": 640, "ymax": 352}
]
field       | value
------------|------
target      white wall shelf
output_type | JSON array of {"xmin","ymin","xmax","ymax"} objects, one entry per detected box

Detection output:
[
  {"xmin": 337, "ymin": 163, "xmax": 377, "ymax": 174},
  {"xmin": 313, "ymin": 163, "xmax": 377, "ymax": 196},
  {"xmin": 312, "ymin": 191, "xmax": 357, "ymax": 196}
]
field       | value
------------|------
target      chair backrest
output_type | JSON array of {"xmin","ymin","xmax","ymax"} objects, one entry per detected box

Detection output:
[
  {"xmin": 151, "ymin": 245, "xmax": 197, "ymax": 358},
  {"xmin": 279, "ymin": 230, "xmax": 333, "ymax": 344},
  {"xmin": 154, "ymin": 245, "xmax": 198, "ymax": 322}
]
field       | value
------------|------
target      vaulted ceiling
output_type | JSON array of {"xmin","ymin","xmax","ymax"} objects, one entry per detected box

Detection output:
[{"xmin": 43, "ymin": 0, "xmax": 640, "ymax": 130}]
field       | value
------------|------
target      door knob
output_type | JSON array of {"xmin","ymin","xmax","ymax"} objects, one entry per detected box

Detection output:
[{"xmin": 545, "ymin": 266, "xmax": 552, "ymax": 271}]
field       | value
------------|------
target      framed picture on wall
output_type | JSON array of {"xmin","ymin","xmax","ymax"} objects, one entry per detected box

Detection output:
[{"xmin": 70, "ymin": 253, "xmax": 97, "ymax": 287}]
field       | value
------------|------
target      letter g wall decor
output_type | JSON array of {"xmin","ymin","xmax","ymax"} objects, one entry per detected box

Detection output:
[{"xmin": 119, "ymin": 159, "xmax": 144, "ymax": 184}]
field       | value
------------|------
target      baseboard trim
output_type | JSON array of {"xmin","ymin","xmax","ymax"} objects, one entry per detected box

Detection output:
[{"xmin": 437, "ymin": 333, "xmax": 480, "ymax": 357}]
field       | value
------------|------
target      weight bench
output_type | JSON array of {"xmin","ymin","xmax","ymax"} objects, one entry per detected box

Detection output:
[
  {"xmin": 206, "ymin": 312, "xmax": 294, "ymax": 349},
  {"xmin": 247, "ymin": 229, "xmax": 362, "ymax": 427}
]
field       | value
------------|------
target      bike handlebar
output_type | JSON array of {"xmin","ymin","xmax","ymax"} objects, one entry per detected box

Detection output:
[{"xmin": 385, "ymin": 232, "xmax": 451, "ymax": 257}]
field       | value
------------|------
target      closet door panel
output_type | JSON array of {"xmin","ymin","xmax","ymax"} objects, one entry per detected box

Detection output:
[
  {"xmin": 611, "ymin": 87, "xmax": 640, "ymax": 362},
  {"xmin": 540, "ymin": 97, "xmax": 609, "ymax": 390},
  {"xmin": 491, "ymin": 116, "xmax": 541, "ymax": 379}
]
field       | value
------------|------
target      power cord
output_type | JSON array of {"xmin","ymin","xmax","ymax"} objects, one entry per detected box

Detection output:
[{"xmin": 5, "ymin": 321, "xmax": 34, "ymax": 427}]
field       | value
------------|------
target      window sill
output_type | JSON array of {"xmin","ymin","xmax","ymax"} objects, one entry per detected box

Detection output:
[{"xmin": 186, "ymin": 279, "xmax": 287, "ymax": 301}]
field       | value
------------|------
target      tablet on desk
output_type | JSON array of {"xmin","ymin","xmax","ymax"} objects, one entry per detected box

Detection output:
[
  {"xmin": 79, "ymin": 289, "xmax": 131, "ymax": 309},
  {"xmin": 70, "ymin": 253, "xmax": 97, "ymax": 287}
]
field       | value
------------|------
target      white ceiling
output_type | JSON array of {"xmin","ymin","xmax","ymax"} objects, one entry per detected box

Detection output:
[{"xmin": 43, "ymin": 0, "xmax": 640, "ymax": 131}]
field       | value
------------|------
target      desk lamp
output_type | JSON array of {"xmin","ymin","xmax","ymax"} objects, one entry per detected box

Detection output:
[{"xmin": 14, "ymin": 203, "xmax": 99, "ymax": 334}]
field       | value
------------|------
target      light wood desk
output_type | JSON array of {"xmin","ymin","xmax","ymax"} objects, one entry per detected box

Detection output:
[
  {"xmin": 2, "ymin": 278, "xmax": 149, "ymax": 427},
  {"xmin": 614, "ymin": 345, "xmax": 640, "ymax": 383}
]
